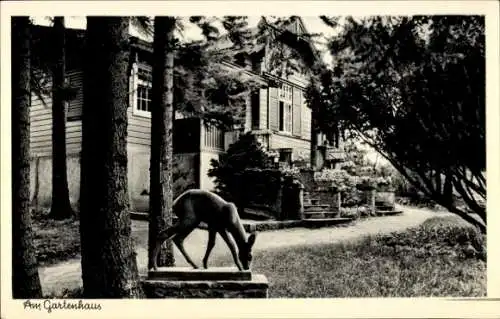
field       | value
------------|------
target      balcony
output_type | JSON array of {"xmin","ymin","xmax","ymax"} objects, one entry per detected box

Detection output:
[{"xmin": 224, "ymin": 129, "xmax": 272, "ymax": 151}]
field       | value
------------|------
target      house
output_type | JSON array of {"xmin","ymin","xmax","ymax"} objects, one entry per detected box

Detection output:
[{"xmin": 29, "ymin": 17, "xmax": 340, "ymax": 212}]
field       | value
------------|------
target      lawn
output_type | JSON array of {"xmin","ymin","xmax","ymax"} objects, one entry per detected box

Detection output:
[
  {"xmin": 209, "ymin": 215, "xmax": 486, "ymax": 297},
  {"xmin": 33, "ymin": 209, "xmax": 486, "ymax": 298}
]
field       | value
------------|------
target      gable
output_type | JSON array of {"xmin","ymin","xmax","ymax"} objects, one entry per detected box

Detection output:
[
  {"xmin": 260, "ymin": 17, "xmax": 320, "ymax": 77},
  {"xmin": 285, "ymin": 16, "xmax": 308, "ymax": 36}
]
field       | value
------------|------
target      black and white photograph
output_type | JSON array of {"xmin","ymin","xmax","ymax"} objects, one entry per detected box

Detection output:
[{"xmin": 1, "ymin": 1, "xmax": 499, "ymax": 318}]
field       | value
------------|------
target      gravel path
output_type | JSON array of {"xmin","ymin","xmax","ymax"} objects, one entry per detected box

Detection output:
[{"xmin": 39, "ymin": 205, "xmax": 451, "ymax": 296}]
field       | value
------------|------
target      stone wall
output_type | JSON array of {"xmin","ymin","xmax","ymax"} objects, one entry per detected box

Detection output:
[
  {"xmin": 30, "ymin": 154, "xmax": 81, "ymax": 211},
  {"xmin": 30, "ymin": 150, "xmax": 199, "ymax": 213},
  {"xmin": 142, "ymin": 274, "xmax": 269, "ymax": 298}
]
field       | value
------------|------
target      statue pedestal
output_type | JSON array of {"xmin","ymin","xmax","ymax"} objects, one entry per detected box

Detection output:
[{"xmin": 143, "ymin": 267, "xmax": 269, "ymax": 298}]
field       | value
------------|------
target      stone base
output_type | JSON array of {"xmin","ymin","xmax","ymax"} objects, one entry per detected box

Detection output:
[
  {"xmin": 148, "ymin": 267, "xmax": 252, "ymax": 281},
  {"xmin": 142, "ymin": 273, "xmax": 269, "ymax": 298}
]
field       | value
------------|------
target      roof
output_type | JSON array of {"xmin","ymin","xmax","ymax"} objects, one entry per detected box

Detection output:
[
  {"xmin": 31, "ymin": 25, "xmax": 152, "ymax": 70},
  {"xmin": 212, "ymin": 16, "xmax": 321, "ymax": 67},
  {"xmin": 31, "ymin": 17, "xmax": 323, "ymax": 72}
]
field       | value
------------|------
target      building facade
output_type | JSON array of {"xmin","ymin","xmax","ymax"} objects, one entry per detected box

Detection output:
[{"xmin": 29, "ymin": 17, "xmax": 332, "ymax": 212}]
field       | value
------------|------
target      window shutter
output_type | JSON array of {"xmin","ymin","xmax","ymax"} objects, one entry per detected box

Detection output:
[
  {"xmin": 129, "ymin": 62, "xmax": 137, "ymax": 109},
  {"xmin": 269, "ymin": 87, "xmax": 279, "ymax": 131},
  {"xmin": 67, "ymin": 71, "xmax": 83, "ymax": 121},
  {"xmin": 292, "ymin": 87, "xmax": 301, "ymax": 136}
]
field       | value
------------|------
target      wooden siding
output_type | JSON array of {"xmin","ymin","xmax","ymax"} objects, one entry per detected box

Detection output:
[
  {"xmin": 30, "ymin": 72, "xmax": 83, "ymax": 157},
  {"xmin": 128, "ymin": 108, "xmax": 151, "ymax": 147},
  {"xmin": 270, "ymin": 133, "xmax": 310, "ymax": 161}
]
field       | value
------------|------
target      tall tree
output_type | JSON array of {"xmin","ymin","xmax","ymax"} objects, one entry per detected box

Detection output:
[
  {"xmin": 49, "ymin": 16, "xmax": 73, "ymax": 219},
  {"xmin": 80, "ymin": 17, "xmax": 143, "ymax": 298},
  {"xmin": 144, "ymin": 16, "xmax": 263, "ymax": 268},
  {"xmin": 312, "ymin": 16, "xmax": 486, "ymax": 232},
  {"xmin": 144, "ymin": 16, "xmax": 318, "ymax": 268},
  {"xmin": 148, "ymin": 16, "xmax": 176, "ymax": 269},
  {"xmin": 12, "ymin": 16, "xmax": 43, "ymax": 298}
]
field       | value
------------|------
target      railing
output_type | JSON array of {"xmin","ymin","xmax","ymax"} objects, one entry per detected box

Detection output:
[
  {"xmin": 204, "ymin": 125, "xmax": 225, "ymax": 151},
  {"xmin": 223, "ymin": 129, "xmax": 271, "ymax": 152}
]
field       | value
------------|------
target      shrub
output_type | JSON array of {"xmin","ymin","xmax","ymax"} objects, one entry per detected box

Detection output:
[
  {"xmin": 379, "ymin": 216, "xmax": 486, "ymax": 261},
  {"xmin": 208, "ymin": 132, "xmax": 274, "ymax": 202},
  {"xmin": 339, "ymin": 207, "xmax": 360, "ymax": 219},
  {"xmin": 238, "ymin": 168, "xmax": 282, "ymax": 210}
]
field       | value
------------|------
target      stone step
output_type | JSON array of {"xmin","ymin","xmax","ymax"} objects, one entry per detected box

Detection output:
[
  {"xmin": 303, "ymin": 211, "xmax": 338, "ymax": 219},
  {"xmin": 304, "ymin": 198, "xmax": 321, "ymax": 205},
  {"xmin": 376, "ymin": 210, "xmax": 403, "ymax": 216},
  {"xmin": 304, "ymin": 204, "xmax": 330, "ymax": 212},
  {"xmin": 376, "ymin": 205, "xmax": 394, "ymax": 210},
  {"xmin": 302, "ymin": 217, "xmax": 354, "ymax": 229}
]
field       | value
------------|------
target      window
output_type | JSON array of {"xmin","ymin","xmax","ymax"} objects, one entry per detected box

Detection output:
[
  {"xmin": 279, "ymin": 83, "xmax": 293, "ymax": 101},
  {"xmin": 136, "ymin": 84, "xmax": 151, "ymax": 113},
  {"xmin": 278, "ymin": 84, "xmax": 293, "ymax": 133},
  {"xmin": 132, "ymin": 63, "xmax": 152, "ymax": 118},
  {"xmin": 279, "ymin": 101, "xmax": 292, "ymax": 133},
  {"xmin": 251, "ymin": 91, "xmax": 260, "ymax": 129}
]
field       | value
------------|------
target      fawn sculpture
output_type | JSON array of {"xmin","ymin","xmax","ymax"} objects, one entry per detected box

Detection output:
[{"xmin": 150, "ymin": 189, "xmax": 257, "ymax": 271}]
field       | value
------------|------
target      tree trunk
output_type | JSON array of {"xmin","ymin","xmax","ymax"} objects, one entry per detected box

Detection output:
[
  {"xmin": 49, "ymin": 16, "xmax": 73, "ymax": 220},
  {"xmin": 148, "ymin": 17, "xmax": 176, "ymax": 269},
  {"xmin": 80, "ymin": 17, "xmax": 143, "ymax": 298},
  {"xmin": 11, "ymin": 16, "xmax": 43, "ymax": 299}
]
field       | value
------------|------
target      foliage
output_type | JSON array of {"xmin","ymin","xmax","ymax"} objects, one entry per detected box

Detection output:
[
  {"xmin": 131, "ymin": 16, "xmax": 320, "ymax": 129},
  {"xmin": 312, "ymin": 16, "xmax": 486, "ymax": 232},
  {"xmin": 238, "ymin": 168, "xmax": 283, "ymax": 214},
  {"xmin": 312, "ymin": 138, "xmax": 396, "ymax": 207},
  {"xmin": 208, "ymin": 132, "xmax": 305, "ymax": 215},
  {"xmin": 30, "ymin": 21, "xmax": 82, "ymax": 107},
  {"xmin": 44, "ymin": 287, "xmax": 84, "ymax": 299},
  {"xmin": 280, "ymin": 166, "xmax": 301, "ymax": 181},
  {"xmin": 208, "ymin": 132, "xmax": 274, "ymax": 201},
  {"xmin": 339, "ymin": 205, "xmax": 374, "ymax": 219},
  {"xmin": 172, "ymin": 39, "xmax": 263, "ymax": 129},
  {"xmin": 314, "ymin": 169, "xmax": 356, "ymax": 191}
]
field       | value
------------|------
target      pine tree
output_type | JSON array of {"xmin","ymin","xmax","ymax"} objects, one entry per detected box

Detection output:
[
  {"xmin": 80, "ymin": 17, "xmax": 143, "ymax": 298},
  {"xmin": 12, "ymin": 16, "xmax": 43, "ymax": 299}
]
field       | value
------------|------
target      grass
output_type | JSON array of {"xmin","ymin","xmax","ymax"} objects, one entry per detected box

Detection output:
[
  {"xmin": 32, "ymin": 209, "xmax": 147, "ymax": 267},
  {"xmin": 34, "ymin": 208, "xmax": 486, "ymax": 298},
  {"xmin": 32, "ymin": 209, "xmax": 81, "ymax": 267},
  {"xmin": 211, "ymin": 215, "xmax": 486, "ymax": 297}
]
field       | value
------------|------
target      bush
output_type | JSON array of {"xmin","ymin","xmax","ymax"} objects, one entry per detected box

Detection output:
[
  {"xmin": 379, "ymin": 216, "xmax": 486, "ymax": 261},
  {"xmin": 339, "ymin": 205, "xmax": 374, "ymax": 219},
  {"xmin": 339, "ymin": 207, "xmax": 360, "ymax": 219},
  {"xmin": 44, "ymin": 287, "xmax": 84, "ymax": 299},
  {"xmin": 208, "ymin": 133, "xmax": 304, "ymax": 218},
  {"xmin": 208, "ymin": 132, "xmax": 273, "ymax": 202},
  {"xmin": 238, "ymin": 168, "xmax": 282, "ymax": 211}
]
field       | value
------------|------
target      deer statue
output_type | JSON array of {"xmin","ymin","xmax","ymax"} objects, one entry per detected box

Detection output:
[{"xmin": 150, "ymin": 189, "xmax": 257, "ymax": 271}]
